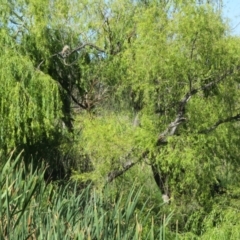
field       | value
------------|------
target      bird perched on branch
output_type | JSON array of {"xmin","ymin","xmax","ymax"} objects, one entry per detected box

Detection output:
[{"xmin": 59, "ymin": 45, "xmax": 70, "ymax": 58}]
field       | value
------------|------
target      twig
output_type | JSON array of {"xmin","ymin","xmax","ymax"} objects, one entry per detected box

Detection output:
[{"xmin": 199, "ymin": 113, "xmax": 240, "ymax": 134}]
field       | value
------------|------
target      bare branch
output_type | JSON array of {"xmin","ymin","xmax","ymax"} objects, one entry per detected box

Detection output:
[
  {"xmin": 106, "ymin": 65, "xmax": 240, "ymax": 183},
  {"xmin": 37, "ymin": 42, "xmax": 105, "ymax": 69},
  {"xmin": 9, "ymin": 18, "xmax": 21, "ymax": 25},
  {"xmin": 106, "ymin": 150, "xmax": 148, "ymax": 183},
  {"xmin": 157, "ymin": 65, "xmax": 240, "ymax": 144},
  {"xmin": 199, "ymin": 113, "xmax": 240, "ymax": 134},
  {"xmin": 57, "ymin": 81, "xmax": 87, "ymax": 110},
  {"xmin": 71, "ymin": 43, "xmax": 105, "ymax": 54},
  {"xmin": 107, "ymin": 161, "xmax": 137, "ymax": 182},
  {"xmin": 37, "ymin": 60, "xmax": 46, "ymax": 70}
]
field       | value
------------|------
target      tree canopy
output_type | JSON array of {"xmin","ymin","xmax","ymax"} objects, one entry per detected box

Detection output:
[{"xmin": 1, "ymin": 0, "xmax": 240, "ymax": 237}]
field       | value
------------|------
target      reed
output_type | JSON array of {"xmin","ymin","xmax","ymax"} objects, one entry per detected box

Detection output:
[{"xmin": 0, "ymin": 153, "xmax": 172, "ymax": 239}]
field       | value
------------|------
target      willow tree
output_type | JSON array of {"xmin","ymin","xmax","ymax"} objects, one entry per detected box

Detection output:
[
  {"xmin": 0, "ymin": 0, "xmax": 101, "ymax": 177},
  {"xmin": 0, "ymin": 30, "xmax": 61, "ymax": 147},
  {"xmin": 1, "ymin": 0, "xmax": 240, "ymax": 235}
]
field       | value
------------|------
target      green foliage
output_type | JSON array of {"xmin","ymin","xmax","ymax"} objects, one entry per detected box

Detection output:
[
  {"xmin": 72, "ymin": 111, "xmax": 159, "ymax": 185},
  {"xmin": 1, "ymin": 0, "xmax": 240, "ymax": 238},
  {"xmin": 0, "ymin": 36, "xmax": 62, "ymax": 150}
]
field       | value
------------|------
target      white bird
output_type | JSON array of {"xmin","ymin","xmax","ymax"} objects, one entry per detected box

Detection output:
[{"xmin": 60, "ymin": 45, "xmax": 70, "ymax": 58}]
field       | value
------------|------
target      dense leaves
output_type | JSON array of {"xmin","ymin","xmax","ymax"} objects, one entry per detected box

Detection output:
[{"xmin": 1, "ymin": 0, "xmax": 240, "ymax": 238}]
